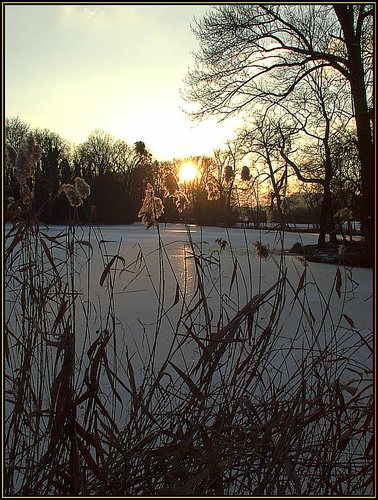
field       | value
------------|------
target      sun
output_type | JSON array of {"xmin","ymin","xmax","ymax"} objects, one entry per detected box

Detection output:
[{"xmin": 178, "ymin": 162, "xmax": 198, "ymax": 183}]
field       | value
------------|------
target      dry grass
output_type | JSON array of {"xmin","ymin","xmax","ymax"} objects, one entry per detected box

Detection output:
[{"xmin": 4, "ymin": 215, "xmax": 373, "ymax": 496}]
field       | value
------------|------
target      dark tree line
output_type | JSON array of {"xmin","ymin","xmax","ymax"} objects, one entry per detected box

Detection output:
[
  {"xmin": 5, "ymin": 118, "xmax": 158, "ymax": 224},
  {"xmin": 4, "ymin": 114, "xmax": 362, "ymax": 232}
]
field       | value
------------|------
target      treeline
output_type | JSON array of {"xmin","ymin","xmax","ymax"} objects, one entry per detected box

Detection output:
[
  {"xmin": 5, "ymin": 119, "xmax": 158, "ymax": 224},
  {"xmin": 4, "ymin": 118, "xmax": 240, "ymax": 226},
  {"xmin": 4, "ymin": 116, "xmax": 361, "ymax": 231}
]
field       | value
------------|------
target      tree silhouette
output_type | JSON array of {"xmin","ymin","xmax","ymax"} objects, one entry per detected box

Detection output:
[{"xmin": 184, "ymin": 4, "xmax": 373, "ymax": 260}]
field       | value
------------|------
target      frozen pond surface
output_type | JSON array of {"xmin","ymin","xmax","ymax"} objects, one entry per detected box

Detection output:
[
  {"xmin": 7, "ymin": 221, "xmax": 372, "ymax": 362},
  {"xmin": 31, "ymin": 222, "xmax": 373, "ymax": 373},
  {"xmin": 5, "ymin": 222, "xmax": 374, "ymax": 407}
]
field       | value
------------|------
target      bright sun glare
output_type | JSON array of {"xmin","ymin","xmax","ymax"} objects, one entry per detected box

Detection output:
[{"xmin": 178, "ymin": 162, "xmax": 198, "ymax": 183}]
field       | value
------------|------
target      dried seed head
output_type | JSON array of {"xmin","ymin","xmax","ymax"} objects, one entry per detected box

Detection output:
[
  {"xmin": 6, "ymin": 197, "xmax": 22, "ymax": 219},
  {"xmin": 5, "ymin": 144, "xmax": 17, "ymax": 168},
  {"xmin": 19, "ymin": 183, "xmax": 34, "ymax": 205},
  {"xmin": 215, "ymin": 238, "xmax": 228, "ymax": 250},
  {"xmin": 59, "ymin": 183, "xmax": 83, "ymax": 207},
  {"xmin": 138, "ymin": 184, "xmax": 165, "ymax": 226},
  {"xmin": 153, "ymin": 196, "xmax": 164, "ymax": 218},
  {"xmin": 165, "ymin": 172, "xmax": 179, "ymax": 195},
  {"xmin": 15, "ymin": 148, "xmax": 33, "ymax": 183},
  {"xmin": 74, "ymin": 177, "xmax": 91, "ymax": 199},
  {"xmin": 60, "ymin": 178, "xmax": 91, "ymax": 207},
  {"xmin": 253, "ymin": 241, "xmax": 270, "ymax": 260},
  {"xmin": 338, "ymin": 244, "xmax": 347, "ymax": 256},
  {"xmin": 295, "ymin": 255, "xmax": 308, "ymax": 267},
  {"xmin": 14, "ymin": 134, "xmax": 41, "ymax": 184}
]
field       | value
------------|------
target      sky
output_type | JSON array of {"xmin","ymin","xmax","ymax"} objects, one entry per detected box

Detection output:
[{"xmin": 4, "ymin": 3, "xmax": 242, "ymax": 161}]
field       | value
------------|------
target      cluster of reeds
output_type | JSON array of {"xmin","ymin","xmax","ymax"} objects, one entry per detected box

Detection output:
[
  {"xmin": 4, "ymin": 171, "xmax": 373, "ymax": 496},
  {"xmin": 5, "ymin": 135, "xmax": 41, "ymax": 221},
  {"xmin": 86, "ymin": 233, "xmax": 373, "ymax": 496}
]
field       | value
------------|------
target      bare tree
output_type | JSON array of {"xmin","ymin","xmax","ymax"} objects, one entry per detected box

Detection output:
[
  {"xmin": 32, "ymin": 128, "xmax": 72, "ymax": 206},
  {"xmin": 330, "ymin": 128, "xmax": 361, "ymax": 215},
  {"xmin": 5, "ymin": 116, "xmax": 30, "ymax": 150},
  {"xmin": 333, "ymin": 5, "xmax": 374, "ymax": 251},
  {"xmin": 237, "ymin": 115, "xmax": 289, "ymax": 229},
  {"xmin": 279, "ymin": 65, "xmax": 354, "ymax": 245},
  {"xmin": 33, "ymin": 128, "xmax": 71, "ymax": 176},
  {"xmin": 212, "ymin": 141, "xmax": 243, "ymax": 209},
  {"xmin": 237, "ymin": 60, "xmax": 358, "ymax": 245},
  {"xmin": 5, "ymin": 117, "xmax": 30, "ymax": 193},
  {"xmin": 76, "ymin": 130, "xmax": 116, "ymax": 178},
  {"xmin": 184, "ymin": 4, "xmax": 374, "ymax": 261},
  {"xmin": 112, "ymin": 139, "xmax": 136, "ymax": 176}
]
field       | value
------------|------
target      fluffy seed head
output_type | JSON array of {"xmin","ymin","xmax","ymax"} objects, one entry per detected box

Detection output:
[
  {"xmin": 14, "ymin": 134, "xmax": 41, "ymax": 184},
  {"xmin": 19, "ymin": 183, "xmax": 34, "ymax": 205},
  {"xmin": 74, "ymin": 177, "xmax": 91, "ymax": 199},
  {"xmin": 138, "ymin": 184, "xmax": 165, "ymax": 227},
  {"xmin": 5, "ymin": 144, "xmax": 17, "ymax": 169},
  {"xmin": 59, "ymin": 183, "xmax": 83, "ymax": 207}
]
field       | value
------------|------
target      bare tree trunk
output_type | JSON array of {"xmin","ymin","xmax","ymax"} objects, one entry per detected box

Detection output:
[
  {"xmin": 318, "ymin": 184, "xmax": 337, "ymax": 246},
  {"xmin": 334, "ymin": 5, "xmax": 374, "ymax": 263}
]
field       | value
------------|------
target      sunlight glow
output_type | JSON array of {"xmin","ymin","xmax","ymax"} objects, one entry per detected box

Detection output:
[{"xmin": 178, "ymin": 162, "xmax": 198, "ymax": 183}]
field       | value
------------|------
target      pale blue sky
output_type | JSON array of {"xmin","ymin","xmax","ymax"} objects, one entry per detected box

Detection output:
[{"xmin": 5, "ymin": 4, "xmax": 241, "ymax": 160}]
